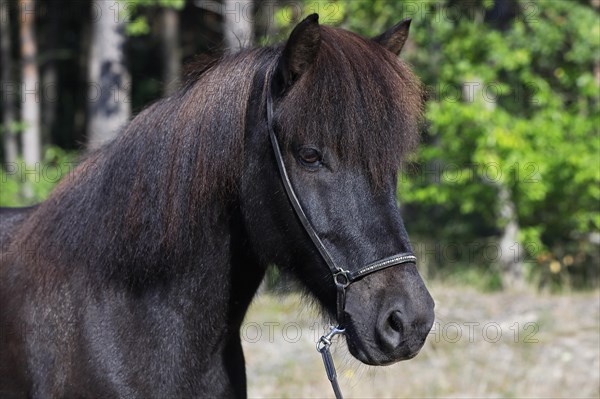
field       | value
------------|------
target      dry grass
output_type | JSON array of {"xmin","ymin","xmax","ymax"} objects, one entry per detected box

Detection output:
[{"xmin": 242, "ymin": 284, "xmax": 600, "ymax": 398}]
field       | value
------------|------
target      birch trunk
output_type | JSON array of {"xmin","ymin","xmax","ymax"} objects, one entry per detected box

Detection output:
[
  {"xmin": 223, "ymin": 0, "xmax": 253, "ymax": 52},
  {"xmin": 87, "ymin": 0, "xmax": 130, "ymax": 150},
  {"xmin": 19, "ymin": 0, "xmax": 41, "ymax": 166}
]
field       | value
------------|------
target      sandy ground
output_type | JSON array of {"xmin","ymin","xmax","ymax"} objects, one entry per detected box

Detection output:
[{"xmin": 241, "ymin": 285, "xmax": 600, "ymax": 398}]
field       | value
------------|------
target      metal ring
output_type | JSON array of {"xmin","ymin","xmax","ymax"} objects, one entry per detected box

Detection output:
[{"xmin": 333, "ymin": 270, "xmax": 350, "ymax": 288}]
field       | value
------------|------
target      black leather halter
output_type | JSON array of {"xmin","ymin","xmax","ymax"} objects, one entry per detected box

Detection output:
[
  {"xmin": 266, "ymin": 73, "xmax": 416, "ymax": 398},
  {"xmin": 266, "ymin": 77, "xmax": 417, "ymax": 325}
]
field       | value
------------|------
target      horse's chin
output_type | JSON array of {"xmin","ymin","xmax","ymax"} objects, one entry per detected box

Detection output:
[{"xmin": 345, "ymin": 333, "xmax": 423, "ymax": 366}]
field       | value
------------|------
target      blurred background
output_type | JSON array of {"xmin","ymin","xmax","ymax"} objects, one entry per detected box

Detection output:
[{"xmin": 1, "ymin": 0, "xmax": 599, "ymax": 397}]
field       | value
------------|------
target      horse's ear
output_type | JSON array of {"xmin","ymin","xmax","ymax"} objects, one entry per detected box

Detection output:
[
  {"xmin": 272, "ymin": 13, "xmax": 321, "ymax": 96},
  {"xmin": 373, "ymin": 18, "xmax": 411, "ymax": 56}
]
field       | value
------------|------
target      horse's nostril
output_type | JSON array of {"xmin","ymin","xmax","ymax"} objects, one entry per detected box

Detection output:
[
  {"xmin": 388, "ymin": 310, "xmax": 404, "ymax": 334},
  {"xmin": 376, "ymin": 309, "xmax": 406, "ymax": 352},
  {"xmin": 377, "ymin": 307, "xmax": 432, "ymax": 355}
]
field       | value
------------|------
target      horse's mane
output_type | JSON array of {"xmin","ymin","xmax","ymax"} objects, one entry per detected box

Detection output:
[{"xmin": 13, "ymin": 26, "xmax": 422, "ymax": 287}]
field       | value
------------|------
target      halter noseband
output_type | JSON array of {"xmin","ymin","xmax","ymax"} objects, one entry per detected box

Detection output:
[{"xmin": 266, "ymin": 74, "xmax": 416, "ymax": 398}]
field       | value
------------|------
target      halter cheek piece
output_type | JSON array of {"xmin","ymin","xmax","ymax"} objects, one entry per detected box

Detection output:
[{"xmin": 266, "ymin": 74, "xmax": 416, "ymax": 399}]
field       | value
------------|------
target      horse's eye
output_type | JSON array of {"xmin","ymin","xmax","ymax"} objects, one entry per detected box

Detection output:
[{"xmin": 298, "ymin": 147, "xmax": 322, "ymax": 167}]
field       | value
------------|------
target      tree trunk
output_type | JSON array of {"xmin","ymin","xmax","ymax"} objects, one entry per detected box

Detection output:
[
  {"xmin": 463, "ymin": 78, "xmax": 526, "ymax": 290},
  {"xmin": 223, "ymin": 0, "xmax": 254, "ymax": 52},
  {"xmin": 1, "ymin": 0, "xmax": 18, "ymax": 164},
  {"xmin": 160, "ymin": 7, "xmax": 181, "ymax": 96},
  {"xmin": 87, "ymin": 0, "xmax": 131, "ymax": 150},
  {"xmin": 497, "ymin": 185, "xmax": 526, "ymax": 291},
  {"xmin": 19, "ymin": 0, "xmax": 41, "ymax": 166},
  {"xmin": 41, "ymin": 0, "xmax": 60, "ymax": 147},
  {"xmin": 74, "ymin": 4, "xmax": 90, "ymax": 147}
]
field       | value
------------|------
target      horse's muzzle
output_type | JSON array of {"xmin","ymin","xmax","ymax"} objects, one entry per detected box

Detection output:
[{"xmin": 343, "ymin": 263, "xmax": 435, "ymax": 365}]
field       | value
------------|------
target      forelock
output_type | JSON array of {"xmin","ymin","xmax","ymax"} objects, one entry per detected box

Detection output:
[{"xmin": 276, "ymin": 26, "xmax": 424, "ymax": 187}]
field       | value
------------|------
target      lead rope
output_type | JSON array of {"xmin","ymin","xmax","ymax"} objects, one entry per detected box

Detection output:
[{"xmin": 316, "ymin": 326, "xmax": 346, "ymax": 399}]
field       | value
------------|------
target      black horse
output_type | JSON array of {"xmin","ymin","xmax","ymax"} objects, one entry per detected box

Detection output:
[{"xmin": 0, "ymin": 15, "xmax": 434, "ymax": 398}]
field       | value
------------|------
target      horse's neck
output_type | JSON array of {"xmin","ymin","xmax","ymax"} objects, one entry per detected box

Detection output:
[
  {"xmin": 15, "ymin": 158, "xmax": 265, "ymax": 322},
  {"xmin": 123, "ymin": 209, "xmax": 266, "ymax": 357}
]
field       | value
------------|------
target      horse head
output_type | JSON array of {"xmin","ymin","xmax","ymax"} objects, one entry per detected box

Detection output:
[{"xmin": 242, "ymin": 15, "xmax": 435, "ymax": 366}]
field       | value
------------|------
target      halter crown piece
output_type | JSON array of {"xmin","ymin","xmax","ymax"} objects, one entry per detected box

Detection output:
[{"xmin": 266, "ymin": 72, "xmax": 417, "ymax": 399}]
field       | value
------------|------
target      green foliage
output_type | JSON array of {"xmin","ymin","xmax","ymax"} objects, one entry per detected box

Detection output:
[
  {"xmin": 122, "ymin": 0, "xmax": 185, "ymax": 36},
  {"xmin": 0, "ymin": 147, "xmax": 78, "ymax": 207},
  {"xmin": 443, "ymin": 265, "xmax": 503, "ymax": 292},
  {"xmin": 0, "ymin": 121, "xmax": 28, "ymax": 136},
  {"xmin": 259, "ymin": 0, "xmax": 347, "ymax": 45},
  {"xmin": 274, "ymin": 0, "xmax": 346, "ymax": 27},
  {"xmin": 400, "ymin": 0, "xmax": 598, "ymax": 289}
]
